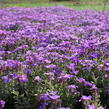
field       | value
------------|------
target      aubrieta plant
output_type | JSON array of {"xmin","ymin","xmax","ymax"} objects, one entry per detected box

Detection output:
[{"xmin": 0, "ymin": 6, "xmax": 109, "ymax": 109}]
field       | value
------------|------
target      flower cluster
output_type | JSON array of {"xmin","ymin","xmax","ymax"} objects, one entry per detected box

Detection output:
[{"xmin": 0, "ymin": 6, "xmax": 109, "ymax": 109}]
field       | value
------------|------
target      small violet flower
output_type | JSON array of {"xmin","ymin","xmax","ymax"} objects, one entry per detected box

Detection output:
[
  {"xmin": 80, "ymin": 95, "xmax": 92, "ymax": 101},
  {"xmin": 0, "ymin": 100, "xmax": 5, "ymax": 109},
  {"xmin": 88, "ymin": 105, "xmax": 96, "ymax": 109},
  {"xmin": 19, "ymin": 74, "xmax": 28, "ymax": 83},
  {"xmin": 2, "ymin": 76, "xmax": 11, "ymax": 83}
]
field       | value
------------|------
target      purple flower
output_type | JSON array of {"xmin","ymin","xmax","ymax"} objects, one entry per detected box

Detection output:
[
  {"xmin": 2, "ymin": 76, "xmax": 12, "ymax": 83},
  {"xmin": 105, "ymin": 62, "xmax": 109, "ymax": 66},
  {"xmin": 59, "ymin": 107, "xmax": 70, "ymax": 109},
  {"xmin": 91, "ymin": 84, "xmax": 98, "ymax": 90},
  {"xmin": 71, "ymin": 56, "xmax": 79, "ymax": 63},
  {"xmin": 40, "ymin": 91, "xmax": 59, "ymax": 102},
  {"xmin": 68, "ymin": 85, "xmax": 78, "ymax": 93},
  {"xmin": 97, "ymin": 64, "xmax": 104, "ymax": 71},
  {"xmin": 34, "ymin": 76, "xmax": 42, "ymax": 83},
  {"xmin": 44, "ymin": 59, "xmax": 51, "ymax": 64},
  {"xmin": 49, "ymin": 95, "xmax": 60, "ymax": 100},
  {"xmin": 105, "ymin": 86, "xmax": 109, "ymax": 94},
  {"xmin": 12, "ymin": 45, "xmax": 29, "ymax": 53},
  {"xmin": 99, "ymin": 107, "xmax": 105, "ymax": 109},
  {"xmin": 70, "ymin": 70, "xmax": 78, "ymax": 75},
  {"xmin": 38, "ymin": 102, "xmax": 47, "ymax": 109},
  {"xmin": 77, "ymin": 78, "xmax": 86, "ymax": 84},
  {"xmin": 45, "ymin": 64, "xmax": 56, "ymax": 69},
  {"xmin": 40, "ymin": 93, "xmax": 50, "ymax": 101},
  {"xmin": 104, "ymin": 74, "xmax": 109, "ymax": 78},
  {"xmin": 80, "ymin": 95, "xmax": 92, "ymax": 101},
  {"xmin": 45, "ymin": 72, "xmax": 55, "ymax": 80},
  {"xmin": 67, "ymin": 63, "xmax": 76, "ymax": 71},
  {"xmin": 9, "ymin": 73, "xmax": 19, "ymax": 79},
  {"xmin": 58, "ymin": 73, "xmax": 73, "ymax": 81},
  {"xmin": 24, "ymin": 68, "xmax": 32, "ymax": 74},
  {"xmin": 0, "ymin": 100, "xmax": 5, "ymax": 109},
  {"xmin": 53, "ymin": 67, "xmax": 62, "ymax": 74},
  {"xmin": 88, "ymin": 105, "xmax": 96, "ymax": 109},
  {"xmin": 19, "ymin": 74, "xmax": 28, "ymax": 83},
  {"xmin": 104, "ymin": 67, "xmax": 109, "ymax": 72}
]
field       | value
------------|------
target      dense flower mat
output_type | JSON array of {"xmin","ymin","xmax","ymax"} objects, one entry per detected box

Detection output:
[{"xmin": 0, "ymin": 6, "xmax": 109, "ymax": 109}]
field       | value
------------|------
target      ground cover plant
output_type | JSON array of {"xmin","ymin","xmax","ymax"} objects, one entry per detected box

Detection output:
[{"xmin": 0, "ymin": 6, "xmax": 109, "ymax": 109}]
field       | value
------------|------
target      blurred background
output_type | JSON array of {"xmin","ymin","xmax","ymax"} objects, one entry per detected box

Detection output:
[{"xmin": 0, "ymin": 0, "xmax": 109, "ymax": 11}]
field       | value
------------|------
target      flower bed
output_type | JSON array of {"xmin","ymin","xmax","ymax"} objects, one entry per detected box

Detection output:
[{"xmin": 0, "ymin": 6, "xmax": 109, "ymax": 109}]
